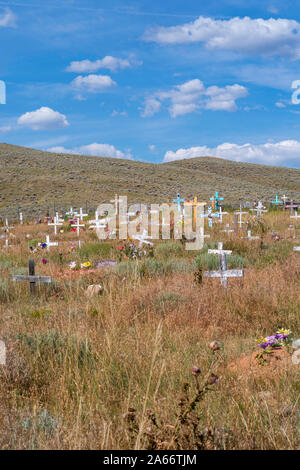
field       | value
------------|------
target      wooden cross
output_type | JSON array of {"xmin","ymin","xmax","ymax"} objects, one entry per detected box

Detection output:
[
  {"xmin": 71, "ymin": 218, "xmax": 84, "ymax": 236},
  {"xmin": 173, "ymin": 193, "xmax": 185, "ymax": 214},
  {"xmin": 204, "ymin": 242, "xmax": 244, "ymax": 288},
  {"xmin": 48, "ymin": 216, "xmax": 63, "ymax": 235},
  {"xmin": 45, "ymin": 235, "xmax": 58, "ymax": 251},
  {"xmin": 13, "ymin": 259, "xmax": 51, "ymax": 294},
  {"xmin": 286, "ymin": 200, "xmax": 299, "ymax": 215},
  {"xmin": 271, "ymin": 194, "xmax": 283, "ymax": 206},
  {"xmin": 184, "ymin": 197, "xmax": 206, "ymax": 225},
  {"xmin": 210, "ymin": 191, "xmax": 224, "ymax": 210},
  {"xmin": 234, "ymin": 205, "xmax": 247, "ymax": 228}
]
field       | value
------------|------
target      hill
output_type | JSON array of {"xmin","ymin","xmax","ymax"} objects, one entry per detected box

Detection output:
[{"xmin": 1, "ymin": 143, "xmax": 300, "ymax": 218}]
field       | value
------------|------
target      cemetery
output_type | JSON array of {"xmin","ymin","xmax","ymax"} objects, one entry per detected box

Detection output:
[
  {"xmin": 2, "ymin": 0, "xmax": 300, "ymax": 454},
  {"xmin": 1, "ymin": 190, "xmax": 300, "ymax": 450}
]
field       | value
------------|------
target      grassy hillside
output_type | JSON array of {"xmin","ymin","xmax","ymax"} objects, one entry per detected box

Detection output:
[{"xmin": 1, "ymin": 143, "xmax": 300, "ymax": 219}]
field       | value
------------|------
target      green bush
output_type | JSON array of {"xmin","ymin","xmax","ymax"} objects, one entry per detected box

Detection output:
[
  {"xmin": 79, "ymin": 242, "xmax": 112, "ymax": 260},
  {"xmin": 155, "ymin": 242, "xmax": 183, "ymax": 260}
]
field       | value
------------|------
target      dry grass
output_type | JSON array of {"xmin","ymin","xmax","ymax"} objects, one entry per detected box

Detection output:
[{"xmin": 0, "ymin": 210, "xmax": 300, "ymax": 449}]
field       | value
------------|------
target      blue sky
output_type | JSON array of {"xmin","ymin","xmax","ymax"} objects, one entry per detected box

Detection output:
[{"xmin": 1, "ymin": 0, "xmax": 300, "ymax": 167}]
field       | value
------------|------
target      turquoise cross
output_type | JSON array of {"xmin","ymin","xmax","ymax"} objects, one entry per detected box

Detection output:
[
  {"xmin": 271, "ymin": 195, "xmax": 283, "ymax": 206},
  {"xmin": 173, "ymin": 192, "xmax": 185, "ymax": 213},
  {"xmin": 210, "ymin": 191, "xmax": 224, "ymax": 210}
]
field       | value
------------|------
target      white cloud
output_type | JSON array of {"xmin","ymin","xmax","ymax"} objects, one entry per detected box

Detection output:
[
  {"xmin": 144, "ymin": 16, "xmax": 300, "ymax": 58},
  {"xmin": 164, "ymin": 140, "xmax": 300, "ymax": 165},
  {"xmin": 17, "ymin": 107, "xmax": 69, "ymax": 130},
  {"xmin": 66, "ymin": 55, "xmax": 140, "ymax": 73},
  {"xmin": 0, "ymin": 125, "xmax": 12, "ymax": 132},
  {"xmin": 142, "ymin": 79, "xmax": 247, "ymax": 118},
  {"xmin": 47, "ymin": 143, "xmax": 133, "ymax": 159},
  {"xmin": 71, "ymin": 74, "xmax": 116, "ymax": 92},
  {"xmin": 0, "ymin": 8, "xmax": 16, "ymax": 27},
  {"xmin": 141, "ymin": 98, "xmax": 161, "ymax": 117},
  {"xmin": 149, "ymin": 144, "xmax": 156, "ymax": 152},
  {"xmin": 111, "ymin": 110, "xmax": 128, "ymax": 117},
  {"xmin": 275, "ymin": 101, "xmax": 286, "ymax": 108}
]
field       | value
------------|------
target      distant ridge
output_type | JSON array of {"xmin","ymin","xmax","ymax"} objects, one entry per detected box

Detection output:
[{"xmin": 1, "ymin": 143, "xmax": 300, "ymax": 218}]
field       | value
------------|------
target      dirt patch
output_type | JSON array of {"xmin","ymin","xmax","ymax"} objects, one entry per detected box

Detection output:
[{"xmin": 227, "ymin": 346, "xmax": 291, "ymax": 377}]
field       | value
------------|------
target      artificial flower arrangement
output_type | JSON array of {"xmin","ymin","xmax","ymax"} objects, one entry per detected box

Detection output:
[
  {"xmin": 255, "ymin": 328, "xmax": 292, "ymax": 365},
  {"xmin": 69, "ymin": 261, "xmax": 92, "ymax": 270}
]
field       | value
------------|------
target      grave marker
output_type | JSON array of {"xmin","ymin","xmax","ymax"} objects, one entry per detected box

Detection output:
[
  {"xmin": 45, "ymin": 235, "xmax": 58, "ymax": 251},
  {"xmin": 48, "ymin": 216, "xmax": 63, "ymax": 235},
  {"xmin": 243, "ymin": 230, "xmax": 260, "ymax": 240},
  {"xmin": 210, "ymin": 191, "xmax": 224, "ymax": 210},
  {"xmin": 173, "ymin": 193, "xmax": 185, "ymax": 214},
  {"xmin": 234, "ymin": 205, "xmax": 247, "ymax": 229},
  {"xmin": 0, "ymin": 340, "xmax": 6, "ymax": 365},
  {"xmin": 71, "ymin": 218, "xmax": 85, "ymax": 236},
  {"xmin": 271, "ymin": 195, "xmax": 283, "ymax": 206},
  {"xmin": 13, "ymin": 259, "xmax": 51, "ymax": 294},
  {"xmin": 204, "ymin": 242, "xmax": 244, "ymax": 288}
]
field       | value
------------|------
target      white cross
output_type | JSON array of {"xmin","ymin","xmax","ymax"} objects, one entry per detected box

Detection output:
[
  {"xmin": 55, "ymin": 212, "xmax": 64, "ymax": 223},
  {"xmin": 217, "ymin": 206, "xmax": 228, "ymax": 223},
  {"xmin": 66, "ymin": 207, "xmax": 75, "ymax": 217},
  {"xmin": 89, "ymin": 219, "xmax": 107, "ymax": 230},
  {"xmin": 282, "ymin": 195, "xmax": 289, "ymax": 204},
  {"xmin": 132, "ymin": 229, "xmax": 153, "ymax": 248},
  {"xmin": 19, "ymin": 212, "xmax": 23, "ymax": 225},
  {"xmin": 48, "ymin": 216, "xmax": 63, "ymax": 234},
  {"xmin": 222, "ymin": 224, "xmax": 234, "ymax": 235},
  {"xmin": 3, "ymin": 239, "xmax": 12, "ymax": 248},
  {"xmin": 75, "ymin": 208, "xmax": 88, "ymax": 221},
  {"xmin": 294, "ymin": 246, "xmax": 300, "ymax": 252},
  {"xmin": 234, "ymin": 205, "xmax": 248, "ymax": 228},
  {"xmin": 45, "ymin": 235, "xmax": 58, "ymax": 251},
  {"xmin": 251, "ymin": 201, "xmax": 267, "ymax": 217},
  {"xmin": 208, "ymin": 242, "xmax": 232, "ymax": 256},
  {"xmin": 291, "ymin": 211, "xmax": 300, "ymax": 220},
  {"xmin": 205, "ymin": 242, "xmax": 243, "ymax": 288},
  {"xmin": 71, "ymin": 218, "xmax": 85, "ymax": 236},
  {"xmin": 243, "ymin": 230, "xmax": 260, "ymax": 240}
]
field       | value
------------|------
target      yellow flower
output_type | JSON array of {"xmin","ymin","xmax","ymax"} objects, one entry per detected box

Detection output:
[
  {"xmin": 81, "ymin": 261, "xmax": 91, "ymax": 269},
  {"xmin": 256, "ymin": 337, "xmax": 267, "ymax": 344},
  {"xmin": 276, "ymin": 328, "xmax": 291, "ymax": 335}
]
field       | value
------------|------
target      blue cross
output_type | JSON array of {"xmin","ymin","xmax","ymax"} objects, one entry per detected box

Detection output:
[
  {"xmin": 200, "ymin": 206, "xmax": 220, "ymax": 227},
  {"xmin": 173, "ymin": 192, "xmax": 185, "ymax": 213},
  {"xmin": 271, "ymin": 194, "xmax": 283, "ymax": 206},
  {"xmin": 210, "ymin": 191, "xmax": 224, "ymax": 210}
]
